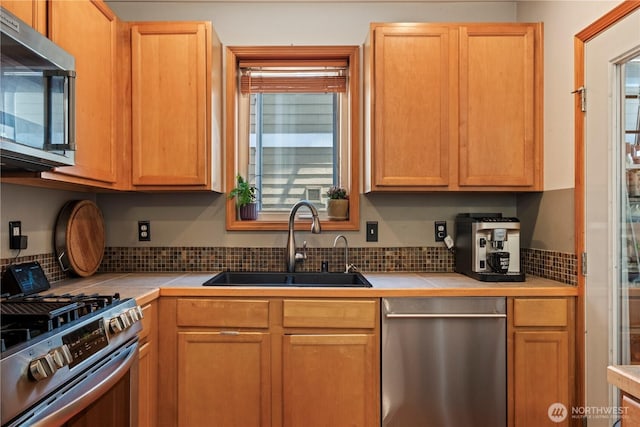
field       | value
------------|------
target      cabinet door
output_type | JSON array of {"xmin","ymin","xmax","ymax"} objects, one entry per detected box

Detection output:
[
  {"xmin": 371, "ymin": 25, "xmax": 455, "ymax": 189},
  {"xmin": 138, "ymin": 301, "xmax": 157, "ymax": 427},
  {"xmin": 47, "ymin": 0, "xmax": 121, "ymax": 186},
  {"xmin": 138, "ymin": 341, "xmax": 156, "ymax": 427},
  {"xmin": 622, "ymin": 394, "xmax": 640, "ymax": 427},
  {"xmin": 177, "ymin": 332, "xmax": 271, "ymax": 427},
  {"xmin": 131, "ymin": 22, "xmax": 211, "ymax": 188},
  {"xmin": 458, "ymin": 24, "xmax": 541, "ymax": 188},
  {"xmin": 513, "ymin": 330, "xmax": 570, "ymax": 426},
  {"xmin": 2, "ymin": 0, "xmax": 46, "ymax": 34},
  {"xmin": 282, "ymin": 334, "xmax": 377, "ymax": 427}
]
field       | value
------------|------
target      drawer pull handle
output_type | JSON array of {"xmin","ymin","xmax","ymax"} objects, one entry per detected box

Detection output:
[{"xmin": 385, "ymin": 313, "xmax": 506, "ymax": 319}]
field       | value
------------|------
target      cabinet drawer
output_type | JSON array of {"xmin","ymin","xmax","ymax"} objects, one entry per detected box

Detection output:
[
  {"xmin": 283, "ymin": 299, "xmax": 377, "ymax": 329},
  {"xmin": 176, "ymin": 299, "xmax": 270, "ymax": 328},
  {"xmin": 138, "ymin": 302, "xmax": 155, "ymax": 342},
  {"xmin": 513, "ymin": 298, "xmax": 568, "ymax": 327},
  {"xmin": 623, "ymin": 394, "xmax": 640, "ymax": 427}
]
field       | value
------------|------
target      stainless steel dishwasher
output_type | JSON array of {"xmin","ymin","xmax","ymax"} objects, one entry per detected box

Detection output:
[{"xmin": 382, "ymin": 297, "xmax": 506, "ymax": 427}]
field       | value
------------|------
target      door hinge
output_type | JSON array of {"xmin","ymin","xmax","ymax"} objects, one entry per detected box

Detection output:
[
  {"xmin": 572, "ymin": 86, "xmax": 586, "ymax": 112},
  {"xmin": 582, "ymin": 252, "xmax": 588, "ymax": 276}
]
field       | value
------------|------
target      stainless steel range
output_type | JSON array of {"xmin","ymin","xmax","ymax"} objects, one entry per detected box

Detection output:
[{"xmin": 1, "ymin": 262, "xmax": 142, "ymax": 427}]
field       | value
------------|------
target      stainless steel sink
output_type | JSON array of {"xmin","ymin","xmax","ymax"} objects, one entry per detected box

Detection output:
[{"xmin": 202, "ymin": 271, "xmax": 372, "ymax": 288}]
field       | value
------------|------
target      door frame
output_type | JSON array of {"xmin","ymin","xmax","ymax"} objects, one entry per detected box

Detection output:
[{"xmin": 574, "ymin": 0, "xmax": 640, "ymax": 411}]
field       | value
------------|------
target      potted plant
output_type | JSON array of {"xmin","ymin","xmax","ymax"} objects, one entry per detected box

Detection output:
[
  {"xmin": 326, "ymin": 186, "xmax": 349, "ymax": 220},
  {"xmin": 229, "ymin": 175, "xmax": 258, "ymax": 220}
]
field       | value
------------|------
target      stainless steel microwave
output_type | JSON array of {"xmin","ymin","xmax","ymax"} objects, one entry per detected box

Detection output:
[{"xmin": 0, "ymin": 6, "xmax": 76, "ymax": 171}]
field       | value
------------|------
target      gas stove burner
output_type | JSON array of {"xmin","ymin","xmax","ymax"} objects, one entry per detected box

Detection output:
[{"xmin": 0, "ymin": 292, "xmax": 122, "ymax": 352}]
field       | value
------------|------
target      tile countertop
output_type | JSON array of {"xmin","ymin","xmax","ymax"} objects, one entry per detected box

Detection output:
[
  {"xmin": 48, "ymin": 272, "xmax": 578, "ymax": 304},
  {"xmin": 608, "ymin": 365, "xmax": 640, "ymax": 399}
]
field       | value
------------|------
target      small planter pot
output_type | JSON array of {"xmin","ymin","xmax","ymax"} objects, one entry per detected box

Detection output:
[
  {"xmin": 327, "ymin": 199, "xmax": 348, "ymax": 220},
  {"xmin": 239, "ymin": 203, "xmax": 258, "ymax": 220}
]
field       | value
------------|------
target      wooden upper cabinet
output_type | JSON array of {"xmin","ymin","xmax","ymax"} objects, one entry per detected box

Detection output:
[
  {"xmin": 2, "ymin": 0, "xmax": 47, "ymax": 34},
  {"xmin": 45, "ymin": 0, "xmax": 125, "ymax": 189},
  {"xmin": 459, "ymin": 24, "xmax": 541, "ymax": 189},
  {"xmin": 130, "ymin": 21, "xmax": 218, "ymax": 190},
  {"xmin": 370, "ymin": 24, "xmax": 455, "ymax": 188},
  {"xmin": 364, "ymin": 22, "xmax": 543, "ymax": 192}
]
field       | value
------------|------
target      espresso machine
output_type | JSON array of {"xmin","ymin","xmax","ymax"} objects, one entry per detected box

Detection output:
[{"xmin": 455, "ymin": 213, "xmax": 525, "ymax": 282}]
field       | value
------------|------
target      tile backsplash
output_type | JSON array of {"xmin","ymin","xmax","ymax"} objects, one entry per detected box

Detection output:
[{"xmin": 0, "ymin": 246, "xmax": 577, "ymax": 285}]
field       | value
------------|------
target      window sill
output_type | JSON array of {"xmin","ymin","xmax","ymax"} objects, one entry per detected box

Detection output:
[{"xmin": 226, "ymin": 201, "xmax": 360, "ymax": 231}]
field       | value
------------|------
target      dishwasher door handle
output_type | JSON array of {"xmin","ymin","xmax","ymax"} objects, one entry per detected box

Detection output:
[{"xmin": 385, "ymin": 313, "xmax": 506, "ymax": 319}]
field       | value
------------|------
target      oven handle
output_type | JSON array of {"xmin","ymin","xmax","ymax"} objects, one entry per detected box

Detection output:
[{"xmin": 28, "ymin": 340, "xmax": 138, "ymax": 427}]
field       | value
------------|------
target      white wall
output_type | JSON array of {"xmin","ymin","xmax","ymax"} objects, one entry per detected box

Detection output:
[
  {"xmin": 107, "ymin": 1, "xmax": 517, "ymax": 45},
  {"xmin": 0, "ymin": 184, "xmax": 96, "ymax": 257},
  {"xmin": 96, "ymin": 191, "xmax": 517, "ymax": 248},
  {"xmin": 517, "ymin": 0, "xmax": 621, "ymax": 191}
]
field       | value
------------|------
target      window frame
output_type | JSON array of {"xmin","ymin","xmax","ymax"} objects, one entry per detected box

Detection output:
[{"xmin": 225, "ymin": 46, "xmax": 360, "ymax": 231}]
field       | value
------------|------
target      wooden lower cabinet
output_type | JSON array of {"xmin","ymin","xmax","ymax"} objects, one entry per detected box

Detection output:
[
  {"xmin": 137, "ymin": 300, "xmax": 158, "ymax": 427},
  {"xmin": 509, "ymin": 297, "xmax": 575, "ymax": 427},
  {"xmin": 177, "ymin": 332, "xmax": 271, "ymax": 427},
  {"xmin": 157, "ymin": 297, "xmax": 379, "ymax": 427},
  {"xmin": 622, "ymin": 394, "xmax": 640, "ymax": 427},
  {"xmin": 282, "ymin": 334, "xmax": 377, "ymax": 427}
]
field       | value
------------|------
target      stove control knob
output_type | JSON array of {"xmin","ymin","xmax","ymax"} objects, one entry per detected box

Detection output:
[
  {"xmin": 128, "ymin": 306, "xmax": 143, "ymax": 322},
  {"xmin": 119, "ymin": 312, "xmax": 132, "ymax": 328},
  {"xmin": 109, "ymin": 316, "xmax": 124, "ymax": 334},
  {"xmin": 29, "ymin": 354, "xmax": 57, "ymax": 381},
  {"xmin": 51, "ymin": 345, "xmax": 73, "ymax": 369}
]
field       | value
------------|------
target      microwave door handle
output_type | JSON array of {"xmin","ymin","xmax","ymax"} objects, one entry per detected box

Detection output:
[
  {"xmin": 43, "ymin": 73, "xmax": 52, "ymax": 148},
  {"xmin": 66, "ymin": 70, "xmax": 76, "ymax": 150},
  {"xmin": 42, "ymin": 70, "xmax": 75, "ymax": 151}
]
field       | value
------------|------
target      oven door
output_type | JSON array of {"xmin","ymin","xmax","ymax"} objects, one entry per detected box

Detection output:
[{"xmin": 4, "ymin": 339, "xmax": 139, "ymax": 427}]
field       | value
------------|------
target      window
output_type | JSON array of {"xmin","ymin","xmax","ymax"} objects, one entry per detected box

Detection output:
[{"xmin": 225, "ymin": 46, "xmax": 360, "ymax": 231}]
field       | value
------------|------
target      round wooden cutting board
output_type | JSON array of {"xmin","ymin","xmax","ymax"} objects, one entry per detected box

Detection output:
[{"xmin": 54, "ymin": 200, "xmax": 106, "ymax": 277}]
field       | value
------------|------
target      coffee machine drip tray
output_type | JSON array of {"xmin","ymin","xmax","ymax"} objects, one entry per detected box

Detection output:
[{"xmin": 467, "ymin": 271, "xmax": 526, "ymax": 282}]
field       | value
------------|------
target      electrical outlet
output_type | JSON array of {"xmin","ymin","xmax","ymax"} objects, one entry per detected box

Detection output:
[
  {"xmin": 435, "ymin": 221, "xmax": 447, "ymax": 242},
  {"xmin": 366, "ymin": 221, "xmax": 378, "ymax": 242},
  {"xmin": 138, "ymin": 221, "xmax": 151, "ymax": 242},
  {"xmin": 9, "ymin": 221, "xmax": 27, "ymax": 250}
]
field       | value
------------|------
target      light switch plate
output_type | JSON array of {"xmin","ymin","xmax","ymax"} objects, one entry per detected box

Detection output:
[{"xmin": 366, "ymin": 221, "xmax": 378, "ymax": 242}]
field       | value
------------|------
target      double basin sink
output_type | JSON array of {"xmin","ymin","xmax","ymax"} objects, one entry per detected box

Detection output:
[{"xmin": 203, "ymin": 271, "xmax": 372, "ymax": 288}]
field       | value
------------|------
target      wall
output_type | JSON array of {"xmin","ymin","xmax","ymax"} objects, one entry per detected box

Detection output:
[
  {"xmin": 514, "ymin": 0, "xmax": 620, "ymax": 255},
  {"xmin": 101, "ymin": 0, "xmax": 521, "ymax": 250},
  {"xmin": 0, "ymin": 1, "xmax": 623, "ymax": 261},
  {"xmin": 0, "ymin": 183, "xmax": 96, "ymax": 258}
]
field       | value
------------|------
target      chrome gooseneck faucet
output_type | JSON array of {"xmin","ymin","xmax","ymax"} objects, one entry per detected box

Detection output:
[
  {"xmin": 333, "ymin": 234, "xmax": 354, "ymax": 273},
  {"xmin": 286, "ymin": 200, "xmax": 321, "ymax": 273}
]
